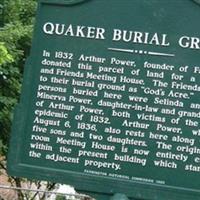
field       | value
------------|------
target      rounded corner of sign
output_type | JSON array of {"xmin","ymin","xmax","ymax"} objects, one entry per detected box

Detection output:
[
  {"xmin": 6, "ymin": 161, "xmax": 21, "ymax": 177},
  {"xmin": 192, "ymin": 0, "xmax": 200, "ymax": 6}
]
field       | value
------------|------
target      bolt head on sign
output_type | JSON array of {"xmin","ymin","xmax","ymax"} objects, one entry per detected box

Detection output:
[{"xmin": 7, "ymin": 0, "xmax": 200, "ymax": 199}]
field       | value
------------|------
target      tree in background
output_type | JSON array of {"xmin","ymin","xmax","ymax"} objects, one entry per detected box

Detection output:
[
  {"xmin": 0, "ymin": 0, "xmax": 35, "ymax": 157},
  {"xmin": 0, "ymin": 0, "xmax": 56, "ymax": 199}
]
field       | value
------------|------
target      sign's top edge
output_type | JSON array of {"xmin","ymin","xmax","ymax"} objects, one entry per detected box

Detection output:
[
  {"xmin": 39, "ymin": 0, "xmax": 200, "ymax": 7},
  {"xmin": 39, "ymin": 0, "xmax": 90, "ymax": 5}
]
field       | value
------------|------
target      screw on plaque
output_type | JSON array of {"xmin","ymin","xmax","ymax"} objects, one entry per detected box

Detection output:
[{"xmin": 110, "ymin": 193, "xmax": 130, "ymax": 200}]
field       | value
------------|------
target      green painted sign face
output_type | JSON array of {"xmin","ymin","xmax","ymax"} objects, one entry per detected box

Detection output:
[{"xmin": 8, "ymin": 0, "xmax": 200, "ymax": 199}]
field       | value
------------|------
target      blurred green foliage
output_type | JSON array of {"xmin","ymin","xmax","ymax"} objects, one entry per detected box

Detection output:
[
  {"xmin": 0, "ymin": 0, "xmax": 37, "ymax": 156},
  {"xmin": 0, "ymin": 2, "xmax": 66, "ymax": 200}
]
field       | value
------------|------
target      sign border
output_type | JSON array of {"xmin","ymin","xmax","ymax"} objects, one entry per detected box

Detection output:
[{"xmin": 7, "ymin": 1, "xmax": 200, "ymax": 199}]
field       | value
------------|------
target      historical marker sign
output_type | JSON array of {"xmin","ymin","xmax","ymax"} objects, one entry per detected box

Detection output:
[{"xmin": 8, "ymin": 0, "xmax": 200, "ymax": 199}]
